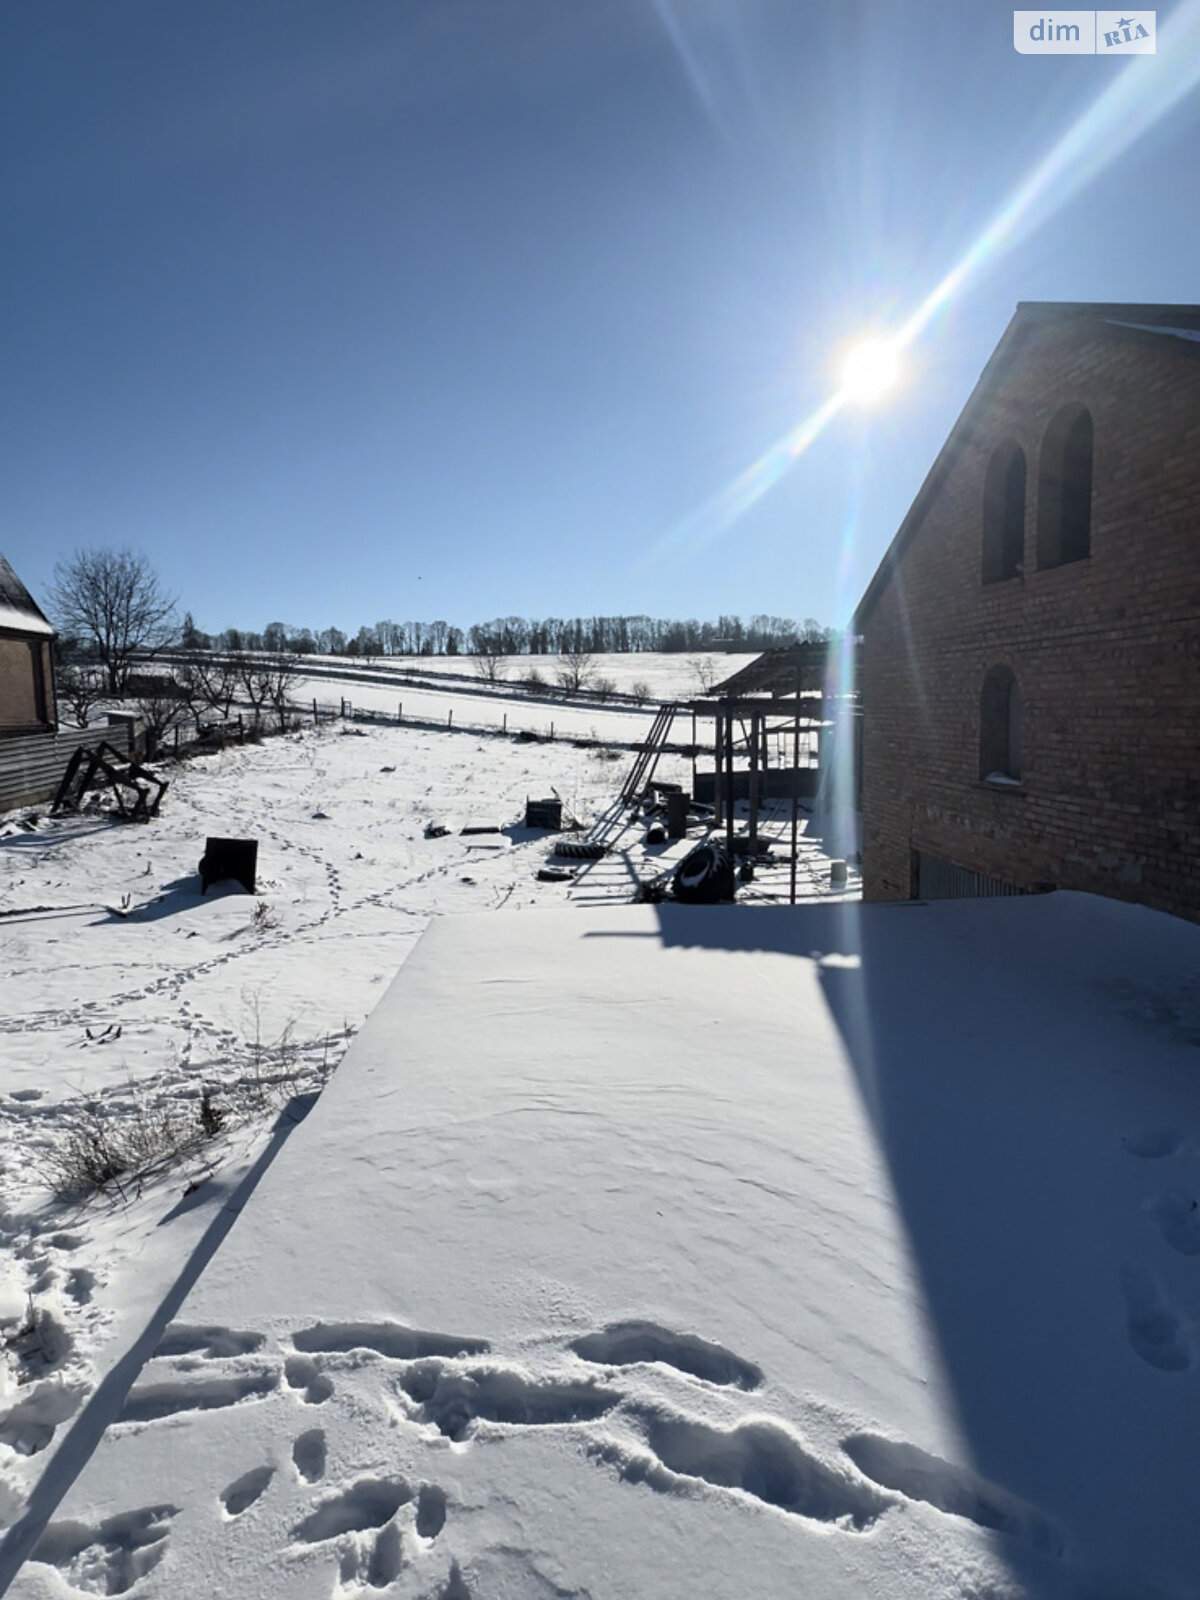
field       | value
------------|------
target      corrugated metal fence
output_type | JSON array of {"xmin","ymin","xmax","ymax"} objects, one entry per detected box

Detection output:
[
  {"xmin": 915, "ymin": 850, "xmax": 1025, "ymax": 900},
  {"xmin": 0, "ymin": 723, "xmax": 134, "ymax": 815}
]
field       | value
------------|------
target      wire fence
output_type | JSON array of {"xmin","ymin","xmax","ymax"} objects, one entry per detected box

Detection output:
[{"xmin": 148, "ymin": 696, "xmax": 695, "ymax": 760}]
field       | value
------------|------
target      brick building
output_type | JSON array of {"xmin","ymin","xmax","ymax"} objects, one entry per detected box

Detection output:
[
  {"xmin": 0, "ymin": 552, "xmax": 56, "ymax": 736},
  {"xmin": 854, "ymin": 302, "xmax": 1200, "ymax": 921}
]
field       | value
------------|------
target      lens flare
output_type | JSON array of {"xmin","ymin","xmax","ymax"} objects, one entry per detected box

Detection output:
[
  {"xmin": 645, "ymin": 0, "xmax": 1200, "ymax": 571},
  {"xmin": 840, "ymin": 339, "xmax": 902, "ymax": 403}
]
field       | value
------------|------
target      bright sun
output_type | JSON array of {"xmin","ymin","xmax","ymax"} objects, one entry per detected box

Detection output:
[{"xmin": 840, "ymin": 337, "xmax": 901, "ymax": 402}]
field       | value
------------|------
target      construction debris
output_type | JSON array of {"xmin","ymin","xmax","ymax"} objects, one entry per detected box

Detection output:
[
  {"xmin": 551, "ymin": 839, "xmax": 608, "ymax": 861},
  {"xmin": 672, "ymin": 841, "xmax": 735, "ymax": 904},
  {"xmin": 51, "ymin": 742, "xmax": 169, "ymax": 822},
  {"xmin": 524, "ymin": 797, "xmax": 563, "ymax": 830}
]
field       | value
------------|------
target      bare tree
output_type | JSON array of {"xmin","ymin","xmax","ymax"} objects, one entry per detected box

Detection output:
[
  {"xmin": 688, "ymin": 654, "xmax": 719, "ymax": 694},
  {"xmin": 473, "ymin": 650, "xmax": 508, "ymax": 684},
  {"xmin": 48, "ymin": 548, "xmax": 177, "ymax": 694},
  {"xmin": 54, "ymin": 662, "xmax": 106, "ymax": 727},
  {"xmin": 556, "ymin": 648, "xmax": 596, "ymax": 695},
  {"xmin": 135, "ymin": 682, "xmax": 192, "ymax": 753},
  {"xmin": 238, "ymin": 653, "xmax": 298, "ymax": 731},
  {"xmin": 178, "ymin": 658, "xmax": 238, "ymax": 720},
  {"xmin": 630, "ymin": 679, "xmax": 652, "ymax": 707},
  {"xmin": 264, "ymin": 654, "xmax": 298, "ymax": 730}
]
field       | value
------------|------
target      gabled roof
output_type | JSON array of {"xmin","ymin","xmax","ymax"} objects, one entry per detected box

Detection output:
[
  {"xmin": 0, "ymin": 552, "xmax": 55, "ymax": 637},
  {"xmin": 852, "ymin": 302, "xmax": 1200, "ymax": 631}
]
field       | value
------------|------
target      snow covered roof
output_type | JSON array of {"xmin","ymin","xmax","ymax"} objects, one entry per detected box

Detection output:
[
  {"xmin": 706, "ymin": 641, "xmax": 850, "ymax": 698},
  {"xmin": 11, "ymin": 892, "xmax": 1200, "ymax": 1597},
  {"xmin": 0, "ymin": 553, "xmax": 54, "ymax": 637}
]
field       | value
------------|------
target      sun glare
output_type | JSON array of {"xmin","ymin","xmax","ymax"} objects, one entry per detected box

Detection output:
[{"xmin": 840, "ymin": 337, "xmax": 901, "ymax": 403}]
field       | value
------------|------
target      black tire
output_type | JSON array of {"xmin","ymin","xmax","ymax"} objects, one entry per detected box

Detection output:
[
  {"xmin": 551, "ymin": 839, "xmax": 608, "ymax": 860},
  {"xmin": 673, "ymin": 842, "xmax": 735, "ymax": 903}
]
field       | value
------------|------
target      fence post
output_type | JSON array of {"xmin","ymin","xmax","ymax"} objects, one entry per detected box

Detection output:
[
  {"xmin": 448, "ymin": 709, "xmax": 453, "ymax": 729},
  {"xmin": 313, "ymin": 697, "xmax": 318, "ymax": 723},
  {"xmin": 238, "ymin": 714, "xmax": 244, "ymax": 743},
  {"xmin": 550, "ymin": 722, "xmax": 555, "ymax": 740},
  {"xmin": 398, "ymin": 701, "xmax": 402, "ymax": 723},
  {"xmin": 502, "ymin": 712, "xmax": 507, "ymax": 734}
]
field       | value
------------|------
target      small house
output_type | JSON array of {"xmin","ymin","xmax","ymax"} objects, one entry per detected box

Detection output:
[{"xmin": 0, "ymin": 553, "xmax": 56, "ymax": 736}]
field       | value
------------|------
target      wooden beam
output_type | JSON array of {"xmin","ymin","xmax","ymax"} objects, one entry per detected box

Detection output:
[
  {"xmin": 690, "ymin": 696, "xmax": 827, "ymax": 720},
  {"xmin": 748, "ymin": 710, "xmax": 759, "ymax": 854}
]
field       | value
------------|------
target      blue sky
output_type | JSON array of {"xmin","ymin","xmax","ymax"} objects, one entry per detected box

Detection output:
[{"xmin": 4, "ymin": 1, "xmax": 1199, "ymax": 639}]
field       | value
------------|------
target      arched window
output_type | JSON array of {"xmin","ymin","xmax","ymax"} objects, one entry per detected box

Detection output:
[
  {"xmin": 981, "ymin": 440, "xmax": 1026, "ymax": 583},
  {"xmin": 1037, "ymin": 405, "xmax": 1093, "ymax": 568},
  {"xmin": 980, "ymin": 665, "xmax": 1021, "ymax": 782}
]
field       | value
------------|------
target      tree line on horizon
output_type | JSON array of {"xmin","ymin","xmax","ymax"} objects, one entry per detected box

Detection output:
[
  {"xmin": 179, "ymin": 610, "xmax": 833, "ymax": 660},
  {"xmin": 44, "ymin": 547, "xmax": 836, "ymax": 716},
  {"xmin": 45, "ymin": 548, "xmax": 840, "ymax": 740}
]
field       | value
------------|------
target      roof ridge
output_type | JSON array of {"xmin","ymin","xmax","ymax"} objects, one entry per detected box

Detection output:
[{"xmin": 0, "ymin": 552, "xmax": 55, "ymax": 634}]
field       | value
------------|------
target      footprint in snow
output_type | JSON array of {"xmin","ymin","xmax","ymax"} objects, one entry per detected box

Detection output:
[
  {"xmin": 593, "ymin": 1406, "xmax": 887, "ymax": 1530},
  {"xmin": 290, "ymin": 1473, "xmax": 450, "ymax": 1591},
  {"xmin": 31, "ymin": 1503, "xmax": 178, "ymax": 1593},
  {"xmin": 570, "ymin": 1321, "xmax": 762, "ymax": 1389},
  {"xmin": 1121, "ymin": 1265, "xmax": 1191, "ymax": 1371},
  {"xmin": 293, "ymin": 1319, "xmax": 489, "ymax": 1362},
  {"xmin": 1122, "ymin": 1127, "xmax": 1184, "ymax": 1159},
  {"xmin": 0, "ymin": 1380, "xmax": 85, "ymax": 1455},
  {"xmin": 119, "ymin": 1368, "xmax": 279, "ymax": 1423},
  {"xmin": 293, "ymin": 1478, "xmax": 411, "ymax": 1574},
  {"xmin": 65, "ymin": 1267, "xmax": 95, "ymax": 1305},
  {"xmin": 842, "ymin": 1432, "xmax": 1064, "ymax": 1557},
  {"xmin": 220, "ymin": 1464, "xmax": 274, "ymax": 1517},
  {"xmin": 397, "ymin": 1360, "xmax": 619, "ymax": 1442},
  {"xmin": 284, "ymin": 1354, "xmax": 334, "ymax": 1404},
  {"xmin": 156, "ymin": 1322, "xmax": 266, "ymax": 1359},
  {"xmin": 293, "ymin": 1427, "xmax": 327, "ymax": 1483},
  {"xmin": 1148, "ymin": 1192, "xmax": 1200, "ymax": 1256}
]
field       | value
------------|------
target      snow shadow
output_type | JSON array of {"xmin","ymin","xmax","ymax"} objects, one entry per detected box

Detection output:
[
  {"xmin": 0, "ymin": 818, "xmax": 121, "ymax": 852},
  {"xmin": 807, "ymin": 893, "xmax": 1200, "ymax": 1597},
  {"xmin": 0, "ymin": 1092, "xmax": 320, "ymax": 1591},
  {"xmin": 645, "ymin": 898, "xmax": 863, "ymax": 959},
  {"xmin": 644, "ymin": 893, "xmax": 1200, "ymax": 1591},
  {"xmin": 100, "ymin": 878, "xmax": 250, "ymax": 924}
]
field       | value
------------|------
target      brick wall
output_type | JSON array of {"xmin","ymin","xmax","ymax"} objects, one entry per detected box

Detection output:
[{"xmin": 861, "ymin": 319, "xmax": 1200, "ymax": 921}]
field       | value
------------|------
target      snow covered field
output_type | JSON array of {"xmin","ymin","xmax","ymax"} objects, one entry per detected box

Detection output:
[
  {"xmin": 0, "ymin": 700, "xmax": 854, "ymax": 1591},
  {"xmin": 297, "ymin": 651, "xmax": 762, "ymax": 701},
  {"xmin": 291, "ymin": 672, "xmax": 661, "ymax": 748},
  {"xmin": 283, "ymin": 649, "xmax": 768, "ymax": 745},
  {"xmin": 5, "ymin": 890, "xmax": 1200, "ymax": 1598}
]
